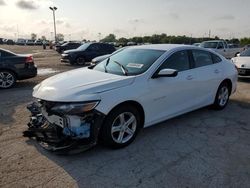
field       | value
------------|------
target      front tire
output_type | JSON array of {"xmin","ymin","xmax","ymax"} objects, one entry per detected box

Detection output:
[
  {"xmin": 100, "ymin": 105, "xmax": 142, "ymax": 149},
  {"xmin": 0, "ymin": 70, "xmax": 16, "ymax": 89},
  {"xmin": 212, "ymin": 82, "xmax": 230, "ymax": 110},
  {"xmin": 76, "ymin": 57, "xmax": 86, "ymax": 66}
]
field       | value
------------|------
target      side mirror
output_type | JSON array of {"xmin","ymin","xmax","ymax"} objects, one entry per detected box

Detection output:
[{"xmin": 153, "ymin": 68, "xmax": 178, "ymax": 78}]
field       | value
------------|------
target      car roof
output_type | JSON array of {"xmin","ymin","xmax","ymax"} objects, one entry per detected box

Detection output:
[{"xmin": 128, "ymin": 44, "xmax": 201, "ymax": 51}]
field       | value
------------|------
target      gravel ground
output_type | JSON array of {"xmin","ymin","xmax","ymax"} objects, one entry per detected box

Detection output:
[{"xmin": 0, "ymin": 45, "xmax": 250, "ymax": 188}]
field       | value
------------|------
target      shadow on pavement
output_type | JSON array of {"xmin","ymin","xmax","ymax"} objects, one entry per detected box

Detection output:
[{"xmin": 27, "ymin": 99, "xmax": 250, "ymax": 187}]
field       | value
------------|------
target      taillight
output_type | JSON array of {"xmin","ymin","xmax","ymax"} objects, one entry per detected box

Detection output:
[{"xmin": 26, "ymin": 56, "xmax": 33, "ymax": 63}]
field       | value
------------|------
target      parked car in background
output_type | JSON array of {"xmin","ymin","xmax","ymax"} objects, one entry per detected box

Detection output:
[
  {"xmin": 0, "ymin": 38, "xmax": 4, "ymax": 44},
  {"xmin": 200, "ymin": 40, "xmax": 244, "ymax": 59},
  {"xmin": 26, "ymin": 40, "xmax": 35, "ymax": 46},
  {"xmin": 192, "ymin": 43, "xmax": 201, "ymax": 47},
  {"xmin": 34, "ymin": 39, "xmax": 43, "ymax": 45},
  {"xmin": 232, "ymin": 48, "xmax": 250, "ymax": 76},
  {"xmin": 90, "ymin": 48, "xmax": 125, "ymax": 66},
  {"xmin": 24, "ymin": 44, "xmax": 237, "ymax": 152},
  {"xmin": 55, "ymin": 42, "xmax": 82, "ymax": 54},
  {"xmin": 3, "ymin": 39, "xmax": 15, "ymax": 45},
  {"xmin": 90, "ymin": 54, "xmax": 110, "ymax": 66},
  {"xmin": 16, "ymin": 38, "xmax": 26, "ymax": 45},
  {"xmin": 61, "ymin": 42, "xmax": 116, "ymax": 65},
  {"xmin": 0, "ymin": 48, "xmax": 37, "ymax": 89}
]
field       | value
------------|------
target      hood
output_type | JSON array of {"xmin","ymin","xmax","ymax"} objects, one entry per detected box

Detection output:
[
  {"xmin": 232, "ymin": 57, "xmax": 250, "ymax": 68},
  {"xmin": 33, "ymin": 68, "xmax": 135, "ymax": 102}
]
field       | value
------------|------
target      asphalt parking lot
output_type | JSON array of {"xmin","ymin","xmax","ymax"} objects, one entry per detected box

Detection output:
[{"xmin": 0, "ymin": 45, "xmax": 250, "ymax": 188}]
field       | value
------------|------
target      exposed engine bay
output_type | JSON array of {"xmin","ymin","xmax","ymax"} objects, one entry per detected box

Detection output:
[{"xmin": 23, "ymin": 100, "xmax": 105, "ymax": 154}]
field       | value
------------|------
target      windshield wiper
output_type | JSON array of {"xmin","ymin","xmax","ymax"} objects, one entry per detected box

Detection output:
[
  {"xmin": 104, "ymin": 58, "xmax": 110, "ymax": 73},
  {"xmin": 113, "ymin": 61, "xmax": 129, "ymax": 76}
]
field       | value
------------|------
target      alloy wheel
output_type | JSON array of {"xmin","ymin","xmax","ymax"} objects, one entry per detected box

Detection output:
[
  {"xmin": 0, "ymin": 71, "xmax": 15, "ymax": 89},
  {"xmin": 111, "ymin": 112, "xmax": 137, "ymax": 144},
  {"xmin": 218, "ymin": 86, "xmax": 229, "ymax": 107}
]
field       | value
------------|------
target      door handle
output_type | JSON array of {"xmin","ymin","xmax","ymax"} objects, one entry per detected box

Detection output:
[
  {"xmin": 186, "ymin": 75, "xmax": 193, "ymax": 80},
  {"xmin": 214, "ymin": 69, "xmax": 220, "ymax": 74}
]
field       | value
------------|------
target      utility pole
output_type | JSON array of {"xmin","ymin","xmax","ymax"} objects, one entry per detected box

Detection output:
[{"xmin": 49, "ymin": 7, "xmax": 57, "ymax": 43}]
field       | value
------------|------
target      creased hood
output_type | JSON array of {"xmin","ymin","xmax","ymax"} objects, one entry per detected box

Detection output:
[{"xmin": 33, "ymin": 68, "xmax": 135, "ymax": 102}]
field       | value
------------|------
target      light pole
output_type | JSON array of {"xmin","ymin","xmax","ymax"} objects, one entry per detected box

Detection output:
[{"xmin": 49, "ymin": 6, "xmax": 57, "ymax": 43}]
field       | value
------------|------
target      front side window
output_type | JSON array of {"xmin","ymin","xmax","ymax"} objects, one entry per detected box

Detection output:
[
  {"xmin": 192, "ymin": 50, "xmax": 213, "ymax": 68},
  {"xmin": 94, "ymin": 48, "xmax": 165, "ymax": 76},
  {"xmin": 159, "ymin": 50, "xmax": 190, "ymax": 72}
]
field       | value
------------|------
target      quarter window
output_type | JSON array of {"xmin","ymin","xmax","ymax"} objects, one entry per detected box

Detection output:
[
  {"xmin": 160, "ymin": 50, "xmax": 190, "ymax": 72},
  {"xmin": 192, "ymin": 50, "xmax": 213, "ymax": 68},
  {"xmin": 211, "ymin": 53, "xmax": 222, "ymax": 63}
]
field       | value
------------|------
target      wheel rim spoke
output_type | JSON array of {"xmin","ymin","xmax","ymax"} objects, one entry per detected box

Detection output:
[
  {"xmin": 125, "ymin": 116, "xmax": 135, "ymax": 127},
  {"xmin": 111, "ymin": 125, "xmax": 122, "ymax": 133},
  {"xmin": 111, "ymin": 112, "xmax": 137, "ymax": 144},
  {"xmin": 125, "ymin": 127, "xmax": 134, "ymax": 136},
  {"xmin": 119, "ymin": 114, "xmax": 125, "ymax": 125},
  {"xmin": 117, "ymin": 131, "xmax": 125, "ymax": 143}
]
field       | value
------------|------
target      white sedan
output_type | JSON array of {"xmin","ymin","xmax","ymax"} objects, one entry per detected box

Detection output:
[
  {"xmin": 24, "ymin": 44, "xmax": 238, "ymax": 153},
  {"xmin": 232, "ymin": 48, "xmax": 250, "ymax": 76}
]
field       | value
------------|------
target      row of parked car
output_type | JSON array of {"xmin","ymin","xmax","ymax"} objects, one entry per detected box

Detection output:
[
  {"xmin": 0, "ymin": 38, "xmax": 48, "ymax": 46},
  {"xmin": 1, "ymin": 40, "xmax": 250, "ymax": 90}
]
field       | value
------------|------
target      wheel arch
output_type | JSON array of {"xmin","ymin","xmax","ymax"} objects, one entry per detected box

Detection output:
[
  {"xmin": 105, "ymin": 100, "xmax": 145, "ymax": 128},
  {"xmin": 220, "ymin": 78, "xmax": 232, "ymax": 95},
  {"xmin": 0, "ymin": 68, "xmax": 18, "ymax": 79}
]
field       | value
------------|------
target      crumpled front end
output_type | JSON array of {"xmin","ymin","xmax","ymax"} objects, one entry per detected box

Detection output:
[{"xmin": 23, "ymin": 100, "xmax": 105, "ymax": 154}]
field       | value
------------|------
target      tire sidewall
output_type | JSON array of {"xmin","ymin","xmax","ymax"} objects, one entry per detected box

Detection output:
[
  {"xmin": 214, "ymin": 82, "xmax": 230, "ymax": 110},
  {"xmin": 76, "ymin": 56, "xmax": 85, "ymax": 66},
  {"xmin": 100, "ymin": 105, "xmax": 142, "ymax": 148}
]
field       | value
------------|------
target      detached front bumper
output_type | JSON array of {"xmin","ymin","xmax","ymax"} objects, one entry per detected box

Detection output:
[{"xmin": 23, "ymin": 101, "xmax": 105, "ymax": 154}]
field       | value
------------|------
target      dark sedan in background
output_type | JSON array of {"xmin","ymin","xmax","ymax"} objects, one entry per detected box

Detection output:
[
  {"xmin": 55, "ymin": 42, "xmax": 82, "ymax": 54},
  {"xmin": 61, "ymin": 42, "xmax": 116, "ymax": 65},
  {"xmin": 0, "ymin": 48, "xmax": 37, "ymax": 89}
]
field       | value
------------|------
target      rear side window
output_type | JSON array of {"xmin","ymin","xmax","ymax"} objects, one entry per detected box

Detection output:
[
  {"xmin": 160, "ymin": 50, "xmax": 190, "ymax": 72},
  {"xmin": 192, "ymin": 50, "xmax": 213, "ymax": 68},
  {"xmin": 211, "ymin": 53, "xmax": 222, "ymax": 63},
  {"xmin": 89, "ymin": 44, "xmax": 100, "ymax": 51},
  {"xmin": 0, "ymin": 50, "xmax": 14, "ymax": 57}
]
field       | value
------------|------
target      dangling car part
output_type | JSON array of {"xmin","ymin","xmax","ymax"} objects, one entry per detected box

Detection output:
[{"xmin": 23, "ymin": 100, "xmax": 105, "ymax": 154}]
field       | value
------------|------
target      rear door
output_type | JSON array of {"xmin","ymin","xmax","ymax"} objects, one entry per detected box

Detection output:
[{"xmin": 190, "ymin": 49, "xmax": 223, "ymax": 105}]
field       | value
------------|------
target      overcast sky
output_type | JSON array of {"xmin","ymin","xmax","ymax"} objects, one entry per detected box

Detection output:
[{"xmin": 0, "ymin": 0, "xmax": 250, "ymax": 41}]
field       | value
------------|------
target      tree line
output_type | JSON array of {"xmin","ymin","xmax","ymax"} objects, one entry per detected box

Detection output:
[{"xmin": 100, "ymin": 33, "xmax": 250, "ymax": 46}]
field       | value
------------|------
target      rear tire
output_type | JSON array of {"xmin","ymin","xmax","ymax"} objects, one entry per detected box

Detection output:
[
  {"xmin": 0, "ymin": 70, "xmax": 16, "ymax": 89},
  {"xmin": 100, "ymin": 105, "xmax": 142, "ymax": 149},
  {"xmin": 212, "ymin": 82, "xmax": 230, "ymax": 110}
]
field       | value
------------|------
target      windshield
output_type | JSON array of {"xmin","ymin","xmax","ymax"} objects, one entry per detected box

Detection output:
[
  {"xmin": 77, "ymin": 43, "xmax": 90, "ymax": 50},
  {"xmin": 240, "ymin": 48, "xmax": 250, "ymax": 57},
  {"xmin": 200, "ymin": 42, "xmax": 218, "ymax": 49},
  {"xmin": 93, "ymin": 48, "xmax": 165, "ymax": 76}
]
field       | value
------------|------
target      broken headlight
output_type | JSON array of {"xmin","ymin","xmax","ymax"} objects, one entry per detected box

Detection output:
[{"xmin": 50, "ymin": 101, "xmax": 100, "ymax": 115}]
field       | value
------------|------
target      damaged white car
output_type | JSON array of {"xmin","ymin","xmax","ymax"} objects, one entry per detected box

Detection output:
[{"xmin": 24, "ymin": 44, "xmax": 237, "ymax": 153}]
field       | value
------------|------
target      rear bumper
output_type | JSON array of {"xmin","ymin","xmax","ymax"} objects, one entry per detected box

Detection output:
[
  {"xmin": 17, "ymin": 66, "xmax": 37, "ymax": 80},
  {"xmin": 23, "ymin": 102, "xmax": 105, "ymax": 154},
  {"xmin": 237, "ymin": 68, "xmax": 250, "ymax": 76}
]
